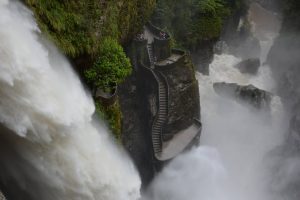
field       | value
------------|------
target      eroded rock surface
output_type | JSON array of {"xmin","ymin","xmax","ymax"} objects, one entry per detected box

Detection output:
[
  {"xmin": 213, "ymin": 82, "xmax": 272, "ymax": 109},
  {"xmin": 234, "ymin": 58, "xmax": 261, "ymax": 74}
]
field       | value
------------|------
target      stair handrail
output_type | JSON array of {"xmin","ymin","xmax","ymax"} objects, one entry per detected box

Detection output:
[
  {"xmin": 147, "ymin": 43, "xmax": 154, "ymax": 67},
  {"xmin": 156, "ymin": 71, "xmax": 169, "ymax": 119},
  {"xmin": 140, "ymin": 64, "xmax": 163, "ymax": 154},
  {"xmin": 150, "ymin": 70, "xmax": 164, "ymax": 154}
]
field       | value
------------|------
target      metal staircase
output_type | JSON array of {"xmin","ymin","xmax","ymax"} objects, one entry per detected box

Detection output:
[
  {"xmin": 147, "ymin": 44, "xmax": 155, "ymax": 67},
  {"xmin": 146, "ymin": 44, "xmax": 168, "ymax": 156},
  {"xmin": 151, "ymin": 74, "xmax": 168, "ymax": 155}
]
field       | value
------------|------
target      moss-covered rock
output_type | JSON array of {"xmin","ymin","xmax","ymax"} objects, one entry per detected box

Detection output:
[
  {"xmin": 155, "ymin": 53, "xmax": 200, "ymax": 138},
  {"xmin": 24, "ymin": 0, "xmax": 156, "ymax": 57},
  {"xmin": 151, "ymin": 0, "xmax": 246, "ymax": 50}
]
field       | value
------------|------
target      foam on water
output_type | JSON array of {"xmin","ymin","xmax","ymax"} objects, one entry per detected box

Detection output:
[
  {"xmin": 145, "ymin": 3, "xmax": 287, "ymax": 200},
  {"xmin": 0, "ymin": 1, "xmax": 140, "ymax": 199},
  {"xmin": 145, "ymin": 52, "xmax": 287, "ymax": 200}
]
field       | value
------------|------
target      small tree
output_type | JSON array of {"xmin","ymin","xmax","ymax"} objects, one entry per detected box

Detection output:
[{"xmin": 84, "ymin": 37, "xmax": 132, "ymax": 92}]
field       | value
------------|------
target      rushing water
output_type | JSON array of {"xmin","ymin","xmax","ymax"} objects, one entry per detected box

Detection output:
[
  {"xmin": 0, "ymin": 1, "xmax": 291, "ymax": 200},
  {"xmin": 145, "ymin": 52, "xmax": 287, "ymax": 200},
  {"xmin": 0, "ymin": 1, "xmax": 140, "ymax": 199},
  {"xmin": 144, "ymin": 3, "xmax": 289, "ymax": 200}
]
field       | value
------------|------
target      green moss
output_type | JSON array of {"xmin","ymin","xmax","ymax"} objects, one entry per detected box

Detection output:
[
  {"xmin": 24, "ymin": 0, "xmax": 156, "ymax": 57},
  {"xmin": 96, "ymin": 101, "xmax": 122, "ymax": 141},
  {"xmin": 25, "ymin": 0, "xmax": 98, "ymax": 56}
]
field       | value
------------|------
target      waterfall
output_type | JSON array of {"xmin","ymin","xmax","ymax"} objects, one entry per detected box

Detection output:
[
  {"xmin": 144, "ymin": 3, "xmax": 290, "ymax": 200},
  {"xmin": 0, "ymin": 1, "xmax": 140, "ymax": 199}
]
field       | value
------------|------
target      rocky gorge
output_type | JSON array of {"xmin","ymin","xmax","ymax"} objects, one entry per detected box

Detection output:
[{"xmin": 0, "ymin": 0, "xmax": 300, "ymax": 199}]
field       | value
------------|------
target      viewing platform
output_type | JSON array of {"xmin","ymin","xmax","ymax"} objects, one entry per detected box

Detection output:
[
  {"xmin": 155, "ymin": 52, "xmax": 183, "ymax": 66},
  {"xmin": 158, "ymin": 119, "xmax": 201, "ymax": 161}
]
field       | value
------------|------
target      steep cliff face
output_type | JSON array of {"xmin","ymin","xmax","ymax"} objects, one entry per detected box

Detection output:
[
  {"xmin": 118, "ymin": 69, "xmax": 155, "ymax": 186},
  {"xmin": 120, "ymin": 25, "xmax": 201, "ymax": 186},
  {"xmin": 155, "ymin": 53, "xmax": 200, "ymax": 137}
]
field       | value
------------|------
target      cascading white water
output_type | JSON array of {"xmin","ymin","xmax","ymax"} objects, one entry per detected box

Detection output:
[
  {"xmin": 144, "ymin": 3, "xmax": 289, "ymax": 200},
  {"xmin": 145, "ymin": 54, "xmax": 287, "ymax": 200},
  {"xmin": 0, "ymin": 1, "xmax": 140, "ymax": 199}
]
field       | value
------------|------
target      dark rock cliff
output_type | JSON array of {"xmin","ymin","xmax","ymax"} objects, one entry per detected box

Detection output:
[
  {"xmin": 213, "ymin": 82, "xmax": 272, "ymax": 109},
  {"xmin": 119, "ymin": 70, "xmax": 155, "ymax": 186},
  {"xmin": 120, "ymin": 27, "xmax": 201, "ymax": 186},
  {"xmin": 155, "ymin": 51, "xmax": 200, "ymax": 138}
]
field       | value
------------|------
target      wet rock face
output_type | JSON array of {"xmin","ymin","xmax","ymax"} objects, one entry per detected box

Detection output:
[
  {"xmin": 213, "ymin": 82, "xmax": 238, "ymax": 97},
  {"xmin": 156, "ymin": 55, "xmax": 201, "ymax": 139},
  {"xmin": 192, "ymin": 40, "xmax": 215, "ymax": 75},
  {"xmin": 235, "ymin": 58, "xmax": 261, "ymax": 74},
  {"xmin": 213, "ymin": 82, "xmax": 272, "ymax": 109},
  {"xmin": 119, "ymin": 70, "xmax": 155, "ymax": 187},
  {"xmin": 121, "ymin": 38, "xmax": 201, "ymax": 186}
]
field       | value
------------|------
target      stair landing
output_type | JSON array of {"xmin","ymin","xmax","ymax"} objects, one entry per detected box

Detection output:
[{"xmin": 157, "ymin": 121, "xmax": 201, "ymax": 161}]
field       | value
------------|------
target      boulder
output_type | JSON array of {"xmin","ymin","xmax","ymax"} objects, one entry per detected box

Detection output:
[
  {"xmin": 235, "ymin": 58, "xmax": 261, "ymax": 74},
  {"xmin": 213, "ymin": 82, "xmax": 272, "ymax": 109},
  {"xmin": 213, "ymin": 82, "xmax": 238, "ymax": 97}
]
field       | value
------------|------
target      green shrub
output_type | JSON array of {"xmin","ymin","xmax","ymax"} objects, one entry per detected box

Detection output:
[{"xmin": 84, "ymin": 37, "xmax": 132, "ymax": 92}]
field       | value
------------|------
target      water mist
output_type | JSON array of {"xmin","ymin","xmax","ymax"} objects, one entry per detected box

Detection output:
[
  {"xmin": 0, "ymin": 1, "xmax": 140, "ymax": 199},
  {"xmin": 144, "ymin": 3, "xmax": 291, "ymax": 200}
]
